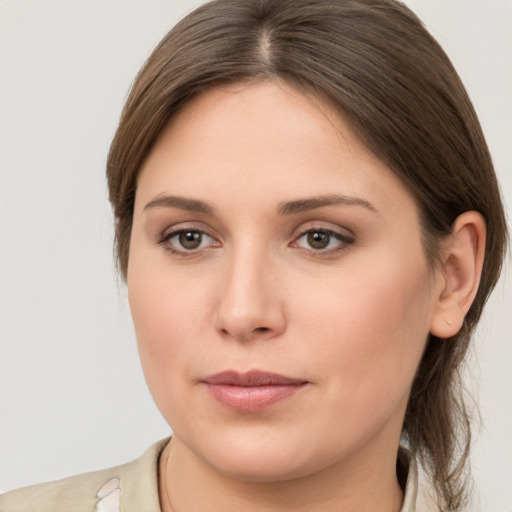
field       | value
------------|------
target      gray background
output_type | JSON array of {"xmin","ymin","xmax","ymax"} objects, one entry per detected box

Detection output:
[{"xmin": 1, "ymin": 1, "xmax": 510, "ymax": 510}]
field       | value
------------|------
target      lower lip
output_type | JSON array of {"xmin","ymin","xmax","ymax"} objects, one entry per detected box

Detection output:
[{"xmin": 204, "ymin": 383, "xmax": 306, "ymax": 412}]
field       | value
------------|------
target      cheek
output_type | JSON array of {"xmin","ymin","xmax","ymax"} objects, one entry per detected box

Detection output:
[
  {"xmin": 292, "ymin": 252, "xmax": 434, "ymax": 426},
  {"xmin": 127, "ymin": 253, "xmax": 211, "ymax": 414}
]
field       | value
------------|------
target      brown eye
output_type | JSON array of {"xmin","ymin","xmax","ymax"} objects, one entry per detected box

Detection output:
[
  {"xmin": 293, "ymin": 228, "xmax": 354, "ymax": 254},
  {"xmin": 160, "ymin": 228, "xmax": 219, "ymax": 255},
  {"xmin": 307, "ymin": 231, "xmax": 330, "ymax": 249},
  {"xmin": 178, "ymin": 230, "xmax": 203, "ymax": 249}
]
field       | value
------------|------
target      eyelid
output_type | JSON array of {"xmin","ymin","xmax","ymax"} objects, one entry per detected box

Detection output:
[
  {"xmin": 290, "ymin": 223, "xmax": 355, "ymax": 254},
  {"xmin": 291, "ymin": 220, "xmax": 355, "ymax": 239},
  {"xmin": 155, "ymin": 220, "xmax": 354, "ymax": 256},
  {"xmin": 157, "ymin": 222, "xmax": 221, "ymax": 255}
]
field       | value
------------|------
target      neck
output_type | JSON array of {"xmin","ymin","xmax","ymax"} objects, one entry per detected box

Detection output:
[{"xmin": 158, "ymin": 436, "xmax": 404, "ymax": 512}]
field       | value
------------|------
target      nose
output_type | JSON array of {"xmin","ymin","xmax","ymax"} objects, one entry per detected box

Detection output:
[{"xmin": 214, "ymin": 246, "xmax": 286, "ymax": 343}]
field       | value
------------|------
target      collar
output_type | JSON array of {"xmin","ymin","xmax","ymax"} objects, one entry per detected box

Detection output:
[{"xmin": 93, "ymin": 440, "xmax": 434, "ymax": 512}]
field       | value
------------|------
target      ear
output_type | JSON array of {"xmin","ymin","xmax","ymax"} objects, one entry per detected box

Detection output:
[{"xmin": 430, "ymin": 211, "xmax": 486, "ymax": 339}]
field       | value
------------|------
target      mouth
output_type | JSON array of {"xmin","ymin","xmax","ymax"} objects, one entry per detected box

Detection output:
[{"xmin": 201, "ymin": 370, "xmax": 309, "ymax": 412}]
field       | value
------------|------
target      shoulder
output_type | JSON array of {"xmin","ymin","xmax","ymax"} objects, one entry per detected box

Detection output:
[
  {"xmin": 399, "ymin": 446, "xmax": 441, "ymax": 512},
  {"xmin": 0, "ymin": 438, "xmax": 169, "ymax": 512},
  {"xmin": 0, "ymin": 466, "xmax": 122, "ymax": 512}
]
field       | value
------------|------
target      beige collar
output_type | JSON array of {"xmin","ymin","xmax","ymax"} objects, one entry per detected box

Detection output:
[{"xmin": 93, "ymin": 439, "xmax": 433, "ymax": 512}]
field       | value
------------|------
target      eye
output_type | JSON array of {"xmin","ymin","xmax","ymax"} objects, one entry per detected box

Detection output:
[
  {"xmin": 292, "ymin": 228, "xmax": 354, "ymax": 253},
  {"xmin": 159, "ymin": 228, "xmax": 219, "ymax": 254},
  {"xmin": 176, "ymin": 230, "xmax": 205, "ymax": 250}
]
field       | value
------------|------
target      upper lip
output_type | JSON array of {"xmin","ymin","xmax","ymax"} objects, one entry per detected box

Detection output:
[{"xmin": 202, "ymin": 370, "xmax": 307, "ymax": 387}]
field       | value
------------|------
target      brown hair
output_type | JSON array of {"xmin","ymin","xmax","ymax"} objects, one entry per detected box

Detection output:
[{"xmin": 106, "ymin": 0, "xmax": 508, "ymax": 509}]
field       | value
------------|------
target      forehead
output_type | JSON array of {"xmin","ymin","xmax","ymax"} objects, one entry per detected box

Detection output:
[{"xmin": 136, "ymin": 81, "xmax": 416, "ymax": 219}]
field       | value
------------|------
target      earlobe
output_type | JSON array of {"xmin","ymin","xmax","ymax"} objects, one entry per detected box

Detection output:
[{"xmin": 430, "ymin": 211, "xmax": 486, "ymax": 339}]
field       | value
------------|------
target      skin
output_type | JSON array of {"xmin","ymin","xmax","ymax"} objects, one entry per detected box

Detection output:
[{"xmin": 127, "ymin": 81, "xmax": 485, "ymax": 512}]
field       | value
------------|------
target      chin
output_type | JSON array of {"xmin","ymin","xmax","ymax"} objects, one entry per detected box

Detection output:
[
  {"xmin": 212, "ymin": 452, "xmax": 312, "ymax": 483},
  {"xmin": 190, "ymin": 428, "xmax": 326, "ymax": 483}
]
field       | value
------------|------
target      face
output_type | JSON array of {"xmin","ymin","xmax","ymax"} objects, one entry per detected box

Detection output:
[{"xmin": 128, "ymin": 81, "xmax": 441, "ymax": 482}]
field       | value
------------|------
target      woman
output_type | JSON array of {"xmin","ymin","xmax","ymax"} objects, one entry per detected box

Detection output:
[{"xmin": 1, "ymin": 0, "xmax": 508, "ymax": 511}]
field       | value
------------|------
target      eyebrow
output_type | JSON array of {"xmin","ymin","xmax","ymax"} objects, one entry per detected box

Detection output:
[
  {"xmin": 144, "ymin": 195, "xmax": 215, "ymax": 214},
  {"xmin": 277, "ymin": 195, "xmax": 378, "ymax": 215},
  {"xmin": 143, "ymin": 193, "xmax": 377, "ymax": 216}
]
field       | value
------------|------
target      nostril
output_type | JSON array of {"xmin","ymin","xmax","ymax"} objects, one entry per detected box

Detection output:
[{"xmin": 219, "ymin": 326, "xmax": 271, "ymax": 341}]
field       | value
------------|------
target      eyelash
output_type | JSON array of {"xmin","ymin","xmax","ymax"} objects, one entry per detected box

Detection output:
[
  {"xmin": 157, "ymin": 226, "xmax": 355, "ymax": 256},
  {"xmin": 292, "ymin": 228, "xmax": 355, "ymax": 255},
  {"xmin": 158, "ymin": 228, "xmax": 219, "ymax": 256}
]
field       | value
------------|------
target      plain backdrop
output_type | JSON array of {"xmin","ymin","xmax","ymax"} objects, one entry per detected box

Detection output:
[{"xmin": 0, "ymin": 1, "xmax": 511, "ymax": 510}]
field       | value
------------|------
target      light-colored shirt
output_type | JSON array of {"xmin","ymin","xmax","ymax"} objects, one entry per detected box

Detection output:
[{"xmin": 0, "ymin": 438, "xmax": 437, "ymax": 511}]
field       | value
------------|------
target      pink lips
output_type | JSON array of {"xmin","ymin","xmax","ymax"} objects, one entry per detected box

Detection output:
[{"xmin": 202, "ymin": 370, "xmax": 308, "ymax": 412}]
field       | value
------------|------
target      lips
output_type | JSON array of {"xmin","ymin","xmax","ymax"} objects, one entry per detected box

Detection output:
[{"xmin": 202, "ymin": 370, "xmax": 308, "ymax": 412}]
